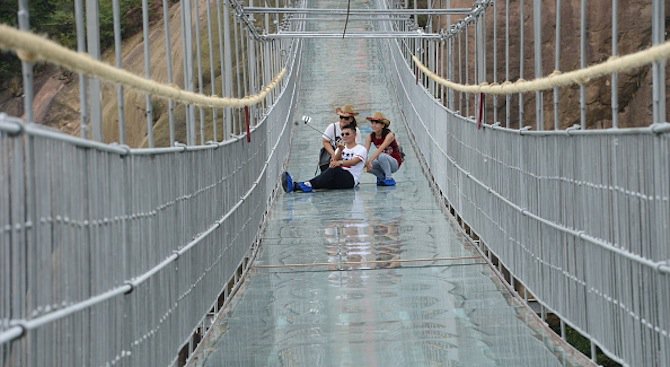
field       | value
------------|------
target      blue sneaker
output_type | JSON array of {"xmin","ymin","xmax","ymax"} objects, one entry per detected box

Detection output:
[
  {"xmin": 381, "ymin": 178, "xmax": 396, "ymax": 186},
  {"xmin": 281, "ymin": 171, "xmax": 294, "ymax": 193},
  {"xmin": 296, "ymin": 181, "xmax": 313, "ymax": 193},
  {"xmin": 376, "ymin": 177, "xmax": 384, "ymax": 186}
]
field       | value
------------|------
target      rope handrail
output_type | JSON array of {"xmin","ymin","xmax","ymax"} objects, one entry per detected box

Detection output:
[
  {"xmin": 0, "ymin": 24, "xmax": 285, "ymax": 108},
  {"xmin": 412, "ymin": 40, "xmax": 670, "ymax": 95}
]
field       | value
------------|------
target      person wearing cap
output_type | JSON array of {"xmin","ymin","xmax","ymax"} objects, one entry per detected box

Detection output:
[
  {"xmin": 282, "ymin": 124, "xmax": 367, "ymax": 193},
  {"xmin": 364, "ymin": 112, "xmax": 404, "ymax": 186},
  {"xmin": 319, "ymin": 104, "xmax": 362, "ymax": 172}
]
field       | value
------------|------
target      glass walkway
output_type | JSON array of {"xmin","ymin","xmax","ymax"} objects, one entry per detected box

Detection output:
[{"xmin": 189, "ymin": 3, "xmax": 587, "ymax": 365}]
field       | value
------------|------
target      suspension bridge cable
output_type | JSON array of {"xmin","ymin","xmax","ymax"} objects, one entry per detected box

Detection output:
[
  {"xmin": 342, "ymin": 0, "xmax": 352, "ymax": 38},
  {"xmin": 413, "ymin": 40, "xmax": 670, "ymax": 95},
  {"xmin": 0, "ymin": 24, "xmax": 285, "ymax": 109}
]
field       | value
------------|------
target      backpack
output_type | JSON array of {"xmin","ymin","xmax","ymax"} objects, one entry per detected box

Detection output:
[{"xmin": 317, "ymin": 123, "xmax": 338, "ymax": 173}]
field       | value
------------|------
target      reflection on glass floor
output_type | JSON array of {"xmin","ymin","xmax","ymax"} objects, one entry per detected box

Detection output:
[{"xmin": 193, "ymin": 185, "xmax": 580, "ymax": 367}]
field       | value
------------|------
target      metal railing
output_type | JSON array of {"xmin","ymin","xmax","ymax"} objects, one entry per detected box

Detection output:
[
  {"xmin": 1, "ymin": 0, "xmax": 669, "ymax": 366},
  {"xmin": 0, "ymin": 0, "xmax": 304, "ymax": 365},
  {"xmin": 377, "ymin": 0, "xmax": 670, "ymax": 366}
]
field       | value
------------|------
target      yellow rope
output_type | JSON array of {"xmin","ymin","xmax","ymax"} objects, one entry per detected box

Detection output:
[
  {"xmin": 413, "ymin": 40, "xmax": 670, "ymax": 95},
  {"xmin": 0, "ymin": 24, "xmax": 285, "ymax": 108},
  {"xmin": 5, "ymin": 22, "xmax": 668, "ymax": 100}
]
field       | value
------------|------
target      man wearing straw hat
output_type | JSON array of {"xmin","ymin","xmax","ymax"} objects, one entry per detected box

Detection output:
[{"xmin": 364, "ymin": 112, "xmax": 404, "ymax": 186}]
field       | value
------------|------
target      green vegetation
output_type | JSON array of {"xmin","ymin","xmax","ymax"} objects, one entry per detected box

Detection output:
[
  {"xmin": 546, "ymin": 315, "xmax": 621, "ymax": 367},
  {"xmin": 0, "ymin": 0, "xmax": 143, "ymax": 82}
]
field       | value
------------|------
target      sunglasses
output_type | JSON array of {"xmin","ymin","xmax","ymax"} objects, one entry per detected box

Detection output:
[
  {"xmin": 339, "ymin": 115, "xmax": 352, "ymax": 120},
  {"xmin": 370, "ymin": 120, "xmax": 384, "ymax": 124}
]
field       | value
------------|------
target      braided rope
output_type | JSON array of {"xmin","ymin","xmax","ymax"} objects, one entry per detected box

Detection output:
[
  {"xmin": 413, "ymin": 40, "xmax": 670, "ymax": 95},
  {"xmin": 0, "ymin": 24, "xmax": 285, "ymax": 108}
]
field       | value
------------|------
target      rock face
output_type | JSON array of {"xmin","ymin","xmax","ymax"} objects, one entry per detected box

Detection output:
[
  {"xmin": 436, "ymin": 0, "xmax": 667, "ymax": 129},
  {"xmin": 8, "ymin": 1, "xmax": 668, "ymax": 137}
]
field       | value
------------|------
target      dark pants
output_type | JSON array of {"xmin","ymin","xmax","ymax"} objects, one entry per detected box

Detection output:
[{"xmin": 309, "ymin": 167, "xmax": 355, "ymax": 190}]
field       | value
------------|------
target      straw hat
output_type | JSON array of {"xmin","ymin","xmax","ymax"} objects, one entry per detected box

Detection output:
[
  {"xmin": 366, "ymin": 112, "xmax": 390, "ymax": 127},
  {"xmin": 335, "ymin": 104, "xmax": 359, "ymax": 117}
]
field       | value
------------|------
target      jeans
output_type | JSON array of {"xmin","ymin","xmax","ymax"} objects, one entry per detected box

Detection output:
[{"xmin": 369, "ymin": 153, "xmax": 399, "ymax": 180}]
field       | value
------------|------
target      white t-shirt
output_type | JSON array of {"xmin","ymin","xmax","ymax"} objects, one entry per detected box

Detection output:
[
  {"xmin": 322, "ymin": 122, "xmax": 362, "ymax": 146},
  {"xmin": 341, "ymin": 144, "xmax": 368, "ymax": 185}
]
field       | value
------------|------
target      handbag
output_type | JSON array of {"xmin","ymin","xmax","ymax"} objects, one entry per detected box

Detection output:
[
  {"xmin": 317, "ymin": 123, "xmax": 338, "ymax": 173},
  {"xmin": 318, "ymin": 147, "xmax": 332, "ymax": 167}
]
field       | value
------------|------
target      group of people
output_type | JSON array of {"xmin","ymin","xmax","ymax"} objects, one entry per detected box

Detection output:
[{"xmin": 281, "ymin": 104, "xmax": 404, "ymax": 193}]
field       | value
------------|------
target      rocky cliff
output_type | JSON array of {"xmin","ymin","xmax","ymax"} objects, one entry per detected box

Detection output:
[{"xmin": 440, "ymin": 0, "xmax": 668, "ymax": 129}]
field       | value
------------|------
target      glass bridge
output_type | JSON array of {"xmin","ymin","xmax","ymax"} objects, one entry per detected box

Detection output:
[{"xmin": 1, "ymin": 0, "xmax": 668, "ymax": 366}]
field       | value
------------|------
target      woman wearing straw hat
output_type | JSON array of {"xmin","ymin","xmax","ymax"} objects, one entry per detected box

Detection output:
[
  {"xmin": 364, "ymin": 112, "xmax": 404, "ymax": 186},
  {"xmin": 319, "ymin": 104, "xmax": 362, "ymax": 173}
]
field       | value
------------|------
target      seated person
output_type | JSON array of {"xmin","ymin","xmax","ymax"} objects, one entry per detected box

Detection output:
[
  {"xmin": 364, "ymin": 112, "xmax": 403, "ymax": 186},
  {"xmin": 283, "ymin": 124, "xmax": 366, "ymax": 193}
]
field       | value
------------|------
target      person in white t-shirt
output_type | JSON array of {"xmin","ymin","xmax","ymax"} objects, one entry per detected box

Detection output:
[
  {"xmin": 283, "ymin": 124, "xmax": 367, "ymax": 193},
  {"xmin": 319, "ymin": 104, "xmax": 362, "ymax": 172}
]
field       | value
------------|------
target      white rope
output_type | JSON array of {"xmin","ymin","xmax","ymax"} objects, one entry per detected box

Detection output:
[
  {"xmin": 0, "ymin": 24, "xmax": 285, "ymax": 108},
  {"xmin": 413, "ymin": 40, "xmax": 670, "ymax": 95}
]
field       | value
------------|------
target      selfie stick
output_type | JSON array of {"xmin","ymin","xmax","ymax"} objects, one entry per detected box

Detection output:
[
  {"xmin": 295, "ymin": 115, "xmax": 336, "ymax": 144},
  {"xmin": 295, "ymin": 115, "xmax": 341, "ymax": 174}
]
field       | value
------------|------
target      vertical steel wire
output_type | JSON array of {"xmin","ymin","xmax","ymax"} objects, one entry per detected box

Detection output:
[
  {"xmin": 216, "ymin": 0, "xmax": 227, "ymax": 138},
  {"xmin": 533, "ymin": 0, "xmax": 543, "ymax": 130},
  {"xmin": 579, "ymin": 0, "xmax": 586, "ymax": 129},
  {"xmin": 182, "ymin": 0, "xmax": 197, "ymax": 145},
  {"xmin": 652, "ymin": 0, "xmax": 666, "ymax": 124},
  {"xmin": 85, "ymin": 0, "xmax": 102, "ymax": 141},
  {"xmin": 74, "ymin": 0, "xmax": 89, "ymax": 139},
  {"xmin": 17, "ymin": 0, "xmax": 33, "ymax": 124},
  {"xmin": 611, "ymin": 0, "xmax": 618, "ymax": 129},
  {"xmin": 492, "ymin": 0, "xmax": 497, "ymax": 124},
  {"xmin": 162, "ymin": 0, "xmax": 177, "ymax": 145},
  {"xmin": 518, "ymin": 0, "xmax": 524, "ymax": 128},
  {"xmin": 206, "ymin": 0, "xmax": 219, "ymax": 141},
  {"xmin": 553, "ymin": 0, "xmax": 560, "ymax": 130},
  {"xmin": 193, "ymin": 0, "xmax": 206, "ymax": 144},
  {"xmin": 112, "ymin": 0, "xmax": 127, "ymax": 144},
  {"xmin": 142, "ymin": 0, "xmax": 155, "ymax": 147},
  {"xmin": 504, "ymin": 0, "xmax": 510, "ymax": 127}
]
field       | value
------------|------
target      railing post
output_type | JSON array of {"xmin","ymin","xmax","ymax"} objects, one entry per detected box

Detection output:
[
  {"xmin": 17, "ymin": 0, "xmax": 33, "ymax": 124},
  {"xmin": 579, "ymin": 0, "xmax": 586, "ymax": 129},
  {"xmin": 162, "ymin": 0, "xmax": 176, "ymax": 145},
  {"xmin": 142, "ymin": 0, "xmax": 155, "ymax": 147},
  {"xmin": 477, "ymin": 5, "xmax": 486, "ymax": 124},
  {"xmin": 112, "ymin": 0, "xmax": 127, "ymax": 144},
  {"xmin": 610, "ymin": 0, "xmax": 618, "ymax": 129},
  {"xmin": 652, "ymin": 0, "xmax": 666, "ymax": 124},
  {"xmin": 492, "ymin": 0, "xmax": 498, "ymax": 124},
  {"xmin": 206, "ymin": 0, "xmax": 218, "ymax": 141},
  {"xmin": 518, "ymin": 0, "xmax": 524, "ymax": 128},
  {"xmin": 74, "ymin": 0, "xmax": 89, "ymax": 139},
  {"xmin": 533, "ymin": 0, "xmax": 543, "ymax": 131},
  {"xmin": 505, "ymin": 0, "xmax": 510, "ymax": 127},
  {"xmin": 553, "ymin": 0, "xmax": 561, "ymax": 130},
  {"xmin": 182, "ymin": 0, "xmax": 197, "ymax": 145},
  {"xmin": 223, "ymin": 0, "xmax": 234, "ymax": 139},
  {"xmin": 86, "ymin": 0, "xmax": 103, "ymax": 141}
]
